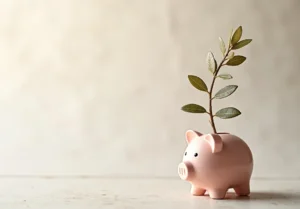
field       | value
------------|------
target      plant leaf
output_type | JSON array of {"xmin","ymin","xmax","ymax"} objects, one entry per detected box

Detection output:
[
  {"xmin": 206, "ymin": 52, "xmax": 217, "ymax": 74},
  {"xmin": 232, "ymin": 39, "xmax": 252, "ymax": 50},
  {"xmin": 215, "ymin": 107, "xmax": 241, "ymax": 119},
  {"xmin": 219, "ymin": 37, "xmax": 226, "ymax": 56},
  {"xmin": 231, "ymin": 26, "xmax": 242, "ymax": 45},
  {"xmin": 213, "ymin": 85, "xmax": 238, "ymax": 99},
  {"xmin": 226, "ymin": 55, "xmax": 246, "ymax": 66},
  {"xmin": 218, "ymin": 74, "xmax": 233, "ymax": 80},
  {"xmin": 227, "ymin": 51, "xmax": 235, "ymax": 60},
  {"xmin": 228, "ymin": 28, "xmax": 233, "ymax": 47},
  {"xmin": 188, "ymin": 75, "xmax": 208, "ymax": 92},
  {"xmin": 181, "ymin": 104, "xmax": 207, "ymax": 113}
]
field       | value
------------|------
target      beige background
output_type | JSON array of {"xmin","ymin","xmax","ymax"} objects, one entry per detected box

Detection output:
[{"xmin": 0, "ymin": 0, "xmax": 299, "ymax": 179}]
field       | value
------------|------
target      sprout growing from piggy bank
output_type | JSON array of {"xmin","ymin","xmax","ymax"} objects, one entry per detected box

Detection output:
[
  {"xmin": 181, "ymin": 26, "xmax": 252, "ymax": 134},
  {"xmin": 178, "ymin": 27, "xmax": 253, "ymax": 199}
]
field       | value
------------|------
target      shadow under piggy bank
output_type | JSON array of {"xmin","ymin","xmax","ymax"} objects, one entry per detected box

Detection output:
[{"xmin": 222, "ymin": 191, "xmax": 300, "ymax": 203}]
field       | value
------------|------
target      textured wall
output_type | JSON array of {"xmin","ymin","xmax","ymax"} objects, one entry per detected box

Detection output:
[{"xmin": 0, "ymin": 0, "xmax": 299, "ymax": 178}]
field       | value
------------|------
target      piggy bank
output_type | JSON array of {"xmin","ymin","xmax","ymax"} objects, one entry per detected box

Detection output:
[{"xmin": 178, "ymin": 130, "xmax": 253, "ymax": 199}]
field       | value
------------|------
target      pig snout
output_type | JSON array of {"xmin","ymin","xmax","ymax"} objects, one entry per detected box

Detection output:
[{"xmin": 178, "ymin": 162, "xmax": 194, "ymax": 181}]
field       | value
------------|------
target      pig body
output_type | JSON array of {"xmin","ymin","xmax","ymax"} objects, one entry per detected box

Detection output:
[{"xmin": 178, "ymin": 130, "xmax": 253, "ymax": 199}]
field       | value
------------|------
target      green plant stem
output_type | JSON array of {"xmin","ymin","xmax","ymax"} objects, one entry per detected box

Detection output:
[{"xmin": 208, "ymin": 47, "xmax": 231, "ymax": 134}]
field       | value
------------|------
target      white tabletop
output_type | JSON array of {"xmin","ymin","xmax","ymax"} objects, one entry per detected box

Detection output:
[{"xmin": 1, "ymin": 177, "xmax": 299, "ymax": 208}]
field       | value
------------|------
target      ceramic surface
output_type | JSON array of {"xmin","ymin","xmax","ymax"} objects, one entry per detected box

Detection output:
[{"xmin": 178, "ymin": 130, "xmax": 253, "ymax": 199}]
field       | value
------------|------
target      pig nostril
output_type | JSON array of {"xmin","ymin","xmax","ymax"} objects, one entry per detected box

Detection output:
[
  {"xmin": 178, "ymin": 163, "xmax": 189, "ymax": 179},
  {"xmin": 179, "ymin": 166, "xmax": 186, "ymax": 176},
  {"xmin": 179, "ymin": 167, "xmax": 184, "ymax": 176}
]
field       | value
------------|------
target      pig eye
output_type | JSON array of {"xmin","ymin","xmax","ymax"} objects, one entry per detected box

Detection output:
[
  {"xmin": 194, "ymin": 153, "xmax": 198, "ymax": 157},
  {"xmin": 184, "ymin": 152, "xmax": 187, "ymax": 156}
]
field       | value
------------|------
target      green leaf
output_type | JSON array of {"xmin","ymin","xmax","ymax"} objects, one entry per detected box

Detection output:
[
  {"xmin": 231, "ymin": 26, "xmax": 242, "ymax": 45},
  {"xmin": 227, "ymin": 51, "xmax": 235, "ymax": 60},
  {"xmin": 232, "ymin": 39, "xmax": 252, "ymax": 50},
  {"xmin": 181, "ymin": 104, "xmax": 207, "ymax": 113},
  {"xmin": 215, "ymin": 107, "xmax": 241, "ymax": 119},
  {"xmin": 218, "ymin": 74, "xmax": 233, "ymax": 80},
  {"xmin": 219, "ymin": 37, "xmax": 226, "ymax": 56},
  {"xmin": 206, "ymin": 52, "xmax": 217, "ymax": 74},
  {"xmin": 226, "ymin": 55, "xmax": 246, "ymax": 66},
  {"xmin": 213, "ymin": 85, "xmax": 238, "ymax": 99},
  {"xmin": 228, "ymin": 28, "xmax": 233, "ymax": 47},
  {"xmin": 188, "ymin": 75, "xmax": 208, "ymax": 92}
]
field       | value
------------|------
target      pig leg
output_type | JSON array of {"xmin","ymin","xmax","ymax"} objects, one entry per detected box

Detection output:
[
  {"xmin": 191, "ymin": 185, "xmax": 206, "ymax": 196},
  {"xmin": 208, "ymin": 189, "xmax": 227, "ymax": 199},
  {"xmin": 234, "ymin": 182, "xmax": 250, "ymax": 196}
]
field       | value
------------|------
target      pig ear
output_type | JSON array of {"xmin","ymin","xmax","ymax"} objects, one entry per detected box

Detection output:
[
  {"xmin": 204, "ymin": 134, "xmax": 223, "ymax": 153},
  {"xmin": 185, "ymin": 130, "xmax": 203, "ymax": 144}
]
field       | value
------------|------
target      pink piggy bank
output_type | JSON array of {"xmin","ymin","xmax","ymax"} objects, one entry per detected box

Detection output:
[{"xmin": 178, "ymin": 130, "xmax": 253, "ymax": 199}]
